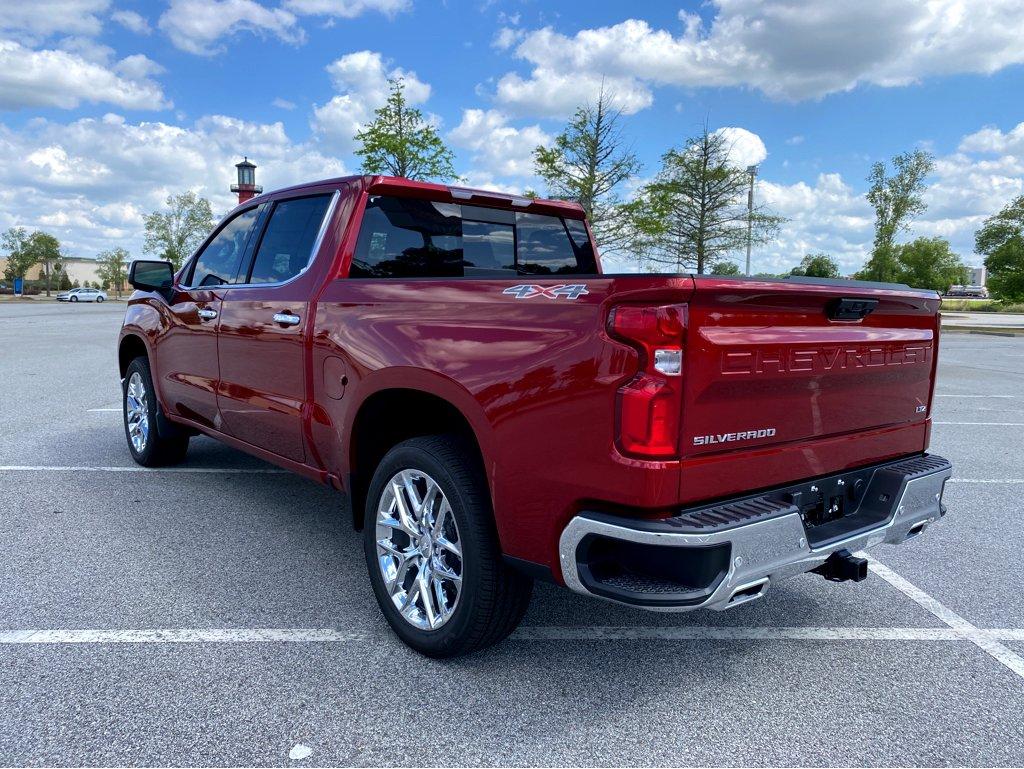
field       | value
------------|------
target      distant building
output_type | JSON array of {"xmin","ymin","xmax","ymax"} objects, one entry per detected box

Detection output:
[
  {"xmin": 0, "ymin": 255, "xmax": 103, "ymax": 286},
  {"xmin": 969, "ymin": 266, "xmax": 986, "ymax": 286}
]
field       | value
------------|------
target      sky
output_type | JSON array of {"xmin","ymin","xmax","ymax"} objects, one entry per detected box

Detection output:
[{"xmin": 2, "ymin": 0, "xmax": 1024, "ymax": 275}]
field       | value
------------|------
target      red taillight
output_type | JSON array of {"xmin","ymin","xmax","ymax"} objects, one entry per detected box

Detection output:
[{"xmin": 608, "ymin": 304, "xmax": 686, "ymax": 458}]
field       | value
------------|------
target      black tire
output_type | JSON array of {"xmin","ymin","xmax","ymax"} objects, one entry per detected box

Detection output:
[
  {"xmin": 363, "ymin": 435, "xmax": 533, "ymax": 657},
  {"xmin": 96, "ymin": 296, "xmax": 104, "ymax": 303},
  {"xmin": 70, "ymin": 296, "xmax": 78, "ymax": 303},
  {"xmin": 123, "ymin": 356, "xmax": 189, "ymax": 467}
]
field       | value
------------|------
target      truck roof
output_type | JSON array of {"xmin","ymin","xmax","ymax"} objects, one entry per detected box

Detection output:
[{"xmin": 246, "ymin": 175, "xmax": 587, "ymax": 219}]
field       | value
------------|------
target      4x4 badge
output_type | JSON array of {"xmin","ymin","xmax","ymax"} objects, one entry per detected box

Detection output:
[{"xmin": 503, "ymin": 284, "xmax": 590, "ymax": 300}]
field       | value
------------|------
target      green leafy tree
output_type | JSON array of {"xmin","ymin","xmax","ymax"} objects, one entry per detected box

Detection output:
[
  {"xmin": 27, "ymin": 231, "xmax": 62, "ymax": 297},
  {"xmin": 861, "ymin": 150, "xmax": 934, "ymax": 282},
  {"xmin": 975, "ymin": 196, "xmax": 1024, "ymax": 302},
  {"xmin": 2, "ymin": 228, "xmax": 63, "ymax": 295},
  {"xmin": 96, "ymin": 247, "xmax": 130, "ymax": 299},
  {"xmin": 893, "ymin": 237, "xmax": 968, "ymax": 292},
  {"xmin": 533, "ymin": 86, "xmax": 641, "ymax": 253},
  {"xmin": 791, "ymin": 252, "xmax": 841, "ymax": 278},
  {"xmin": 708, "ymin": 259, "xmax": 741, "ymax": 276},
  {"xmin": 2, "ymin": 228, "xmax": 33, "ymax": 283},
  {"xmin": 355, "ymin": 78, "xmax": 458, "ymax": 182},
  {"xmin": 625, "ymin": 125, "xmax": 783, "ymax": 274},
  {"xmin": 143, "ymin": 191, "xmax": 215, "ymax": 270}
]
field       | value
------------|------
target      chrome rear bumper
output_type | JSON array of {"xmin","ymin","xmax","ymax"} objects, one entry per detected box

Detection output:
[{"xmin": 558, "ymin": 454, "xmax": 952, "ymax": 611}]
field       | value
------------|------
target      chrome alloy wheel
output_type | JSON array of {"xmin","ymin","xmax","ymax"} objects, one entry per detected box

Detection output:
[
  {"xmin": 125, "ymin": 371, "xmax": 149, "ymax": 453},
  {"xmin": 375, "ymin": 469, "xmax": 463, "ymax": 631}
]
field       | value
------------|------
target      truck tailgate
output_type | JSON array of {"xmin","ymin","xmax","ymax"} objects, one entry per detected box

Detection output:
[{"xmin": 680, "ymin": 277, "xmax": 940, "ymax": 495}]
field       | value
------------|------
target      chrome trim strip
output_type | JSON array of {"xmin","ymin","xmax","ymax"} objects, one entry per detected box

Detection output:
[{"xmin": 557, "ymin": 460, "xmax": 952, "ymax": 613}]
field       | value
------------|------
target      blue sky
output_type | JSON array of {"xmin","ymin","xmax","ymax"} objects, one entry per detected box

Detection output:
[{"xmin": 2, "ymin": 0, "xmax": 1024, "ymax": 273}]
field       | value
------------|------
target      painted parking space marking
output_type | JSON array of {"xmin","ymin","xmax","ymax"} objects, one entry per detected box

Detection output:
[
  {"xmin": 933, "ymin": 421, "xmax": 1024, "ymax": 426},
  {"xmin": 864, "ymin": 555, "xmax": 1024, "ymax": 680},
  {"xmin": 933, "ymin": 394, "xmax": 1017, "ymax": 398},
  {"xmin": 2, "ymin": 626, "xmax": 1024, "ymax": 645},
  {"xmin": 0, "ymin": 465, "xmax": 287, "ymax": 474},
  {"xmin": 1, "ymin": 467, "xmax": 1019, "ymax": 484}
]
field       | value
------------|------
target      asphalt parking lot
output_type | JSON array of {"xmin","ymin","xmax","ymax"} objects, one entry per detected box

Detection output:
[{"xmin": 2, "ymin": 301, "xmax": 1023, "ymax": 767}]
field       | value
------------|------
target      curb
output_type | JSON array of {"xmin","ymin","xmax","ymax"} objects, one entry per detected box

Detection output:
[{"xmin": 941, "ymin": 325, "xmax": 1024, "ymax": 338}]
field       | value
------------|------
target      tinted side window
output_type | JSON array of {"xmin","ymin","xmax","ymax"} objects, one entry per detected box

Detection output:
[
  {"xmin": 247, "ymin": 195, "xmax": 332, "ymax": 284},
  {"xmin": 516, "ymin": 213, "xmax": 595, "ymax": 275},
  {"xmin": 564, "ymin": 218, "xmax": 597, "ymax": 273},
  {"xmin": 351, "ymin": 197, "xmax": 462, "ymax": 278},
  {"xmin": 189, "ymin": 208, "xmax": 259, "ymax": 287}
]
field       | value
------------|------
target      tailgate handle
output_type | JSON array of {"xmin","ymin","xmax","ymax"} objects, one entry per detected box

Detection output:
[{"xmin": 827, "ymin": 298, "xmax": 878, "ymax": 321}]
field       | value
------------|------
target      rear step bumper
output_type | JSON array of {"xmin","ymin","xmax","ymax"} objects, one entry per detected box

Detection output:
[{"xmin": 558, "ymin": 453, "xmax": 952, "ymax": 611}]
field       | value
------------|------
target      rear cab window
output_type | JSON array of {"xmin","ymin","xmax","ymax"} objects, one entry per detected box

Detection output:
[{"xmin": 350, "ymin": 195, "xmax": 596, "ymax": 279}]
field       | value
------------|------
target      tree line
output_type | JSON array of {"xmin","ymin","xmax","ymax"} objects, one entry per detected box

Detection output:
[
  {"xmin": 5, "ymin": 77, "xmax": 1024, "ymax": 301},
  {"xmin": 2, "ymin": 191, "xmax": 214, "ymax": 297}
]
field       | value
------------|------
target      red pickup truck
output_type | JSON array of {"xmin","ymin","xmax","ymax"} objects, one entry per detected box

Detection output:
[{"xmin": 119, "ymin": 175, "xmax": 952, "ymax": 656}]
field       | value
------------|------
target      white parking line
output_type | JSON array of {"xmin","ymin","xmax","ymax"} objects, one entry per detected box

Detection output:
[
  {"xmin": 1, "ymin": 626, "xmax": 1023, "ymax": 645},
  {"xmin": 933, "ymin": 394, "xmax": 1017, "ymax": 398},
  {"xmin": 0, "ymin": 466, "xmax": 287, "ymax": 474},
  {"xmin": 0, "ymin": 466, "xmax": 1020, "ymax": 485},
  {"xmin": 864, "ymin": 555, "xmax": 1024, "ymax": 680},
  {"xmin": 933, "ymin": 421, "xmax": 1024, "ymax": 426},
  {"xmin": 86, "ymin": 408, "xmax": 120, "ymax": 412}
]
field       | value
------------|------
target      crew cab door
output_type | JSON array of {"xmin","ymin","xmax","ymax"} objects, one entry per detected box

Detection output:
[
  {"xmin": 158, "ymin": 206, "xmax": 262, "ymax": 428},
  {"xmin": 216, "ymin": 191, "xmax": 339, "ymax": 463}
]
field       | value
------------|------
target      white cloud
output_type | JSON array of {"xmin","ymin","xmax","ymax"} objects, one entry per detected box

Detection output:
[
  {"xmin": 158, "ymin": 0, "xmax": 303, "ymax": 55},
  {"xmin": 0, "ymin": 0, "xmax": 109, "ymax": 40},
  {"xmin": 0, "ymin": 113, "xmax": 347, "ymax": 258},
  {"xmin": 492, "ymin": 27, "xmax": 523, "ymax": 51},
  {"xmin": 449, "ymin": 109, "xmax": 550, "ymax": 184},
  {"xmin": 714, "ymin": 127, "xmax": 767, "ymax": 169},
  {"xmin": 757, "ymin": 173, "xmax": 874, "ymax": 273},
  {"xmin": 272, "ymin": 97, "xmax": 297, "ymax": 110},
  {"xmin": 282, "ymin": 0, "xmax": 409, "ymax": 17},
  {"xmin": 111, "ymin": 10, "xmax": 151, "ymax": 35},
  {"xmin": 753, "ymin": 124, "xmax": 1024, "ymax": 274},
  {"xmin": 495, "ymin": 70, "xmax": 651, "ymax": 119},
  {"xmin": 311, "ymin": 50, "xmax": 430, "ymax": 153},
  {"xmin": 159, "ymin": 0, "xmax": 410, "ymax": 55},
  {"xmin": 0, "ymin": 39, "xmax": 169, "ymax": 110},
  {"xmin": 492, "ymin": 1, "xmax": 1024, "ymax": 116}
]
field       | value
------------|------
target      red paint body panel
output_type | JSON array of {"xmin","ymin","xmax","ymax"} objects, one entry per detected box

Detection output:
[{"xmin": 120, "ymin": 175, "xmax": 941, "ymax": 583}]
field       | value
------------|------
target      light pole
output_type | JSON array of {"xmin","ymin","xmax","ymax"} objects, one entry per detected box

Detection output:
[{"xmin": 745, "ymin": 164, "xmax": 758, "ymax": 276}]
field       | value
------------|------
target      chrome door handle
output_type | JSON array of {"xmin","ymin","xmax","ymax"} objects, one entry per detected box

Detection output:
[
  {"xmin": 273, "ymin": 312, "xmax": 301, "ymax": 327},
  {"xmin": 197, "ymin": 308, "xmax": 218, "ymax": 320}
]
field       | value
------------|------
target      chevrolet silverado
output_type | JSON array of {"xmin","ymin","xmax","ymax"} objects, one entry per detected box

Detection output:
[{"xmin": 118, "ymin": 175, "xmax": 952, "ymax": 656}]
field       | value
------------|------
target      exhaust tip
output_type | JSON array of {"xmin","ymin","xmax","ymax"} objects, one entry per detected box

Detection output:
[{"xmin": 725, "ymin": 578, "xmax": 769, "ymax": 607}]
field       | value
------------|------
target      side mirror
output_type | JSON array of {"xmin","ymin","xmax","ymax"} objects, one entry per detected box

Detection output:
[{"xmin": 128, "ymin": 260, "xmax": 175, "ymax": 292}]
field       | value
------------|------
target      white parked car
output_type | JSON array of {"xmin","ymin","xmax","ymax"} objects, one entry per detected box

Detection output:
[{"xmin": 57, "ymin": 287, "xmax": 108, "ymax": 303}]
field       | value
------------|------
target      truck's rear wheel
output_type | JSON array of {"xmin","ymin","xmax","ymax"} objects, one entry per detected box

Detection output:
[
  {"xmin": 123, "ymin": 356, "xmax": 189, "ymax": 467},
  {"xmin": 363, "ymin": 435, "xmax": 532, "ymax": 657}
]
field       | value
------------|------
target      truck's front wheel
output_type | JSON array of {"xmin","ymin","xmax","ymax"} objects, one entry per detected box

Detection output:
[
  {"xmin": 363, "ymin": 435, "xmax": 532, "ymax": 657},
  {"xmin": 123, "ymin": 357, "xmax": 189, "ymax": 467}
]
